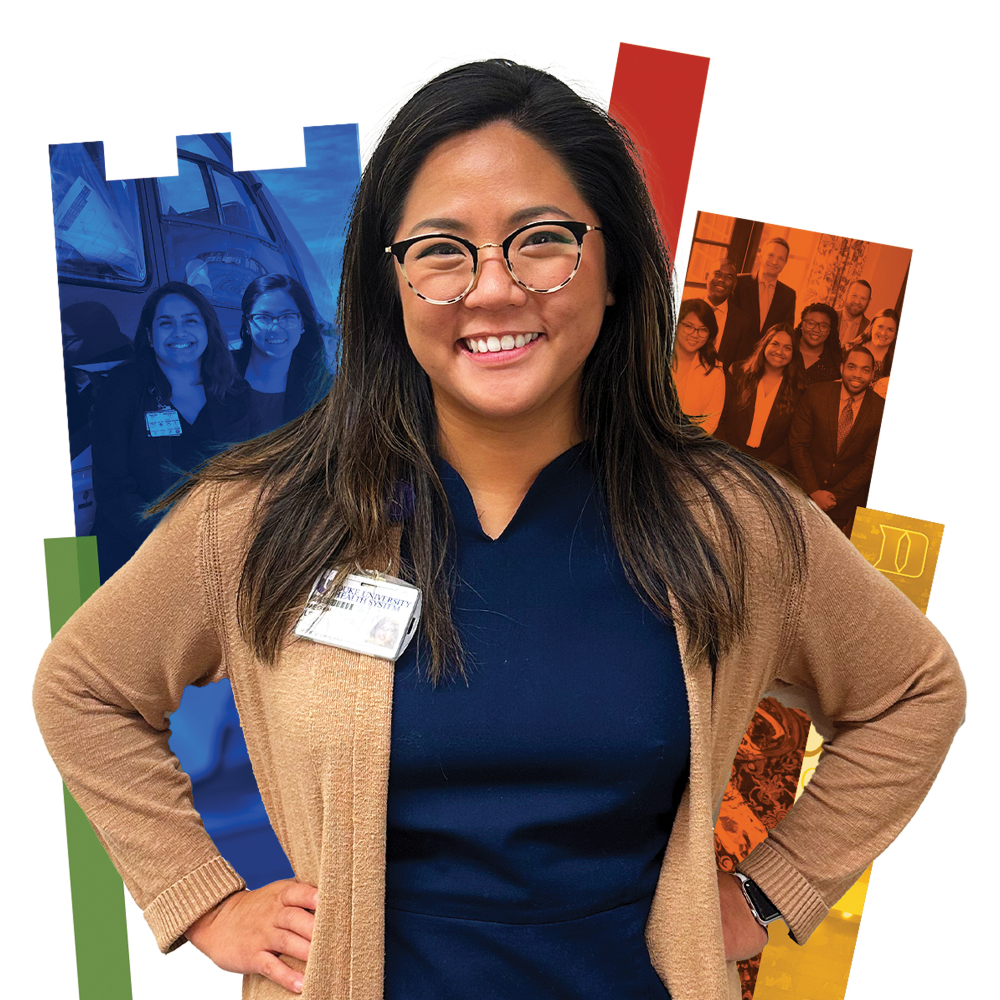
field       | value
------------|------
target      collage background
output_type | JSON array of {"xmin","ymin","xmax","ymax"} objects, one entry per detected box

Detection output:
[{"xmin": 3, "ymin": 3, "xmax": 993, "ymax": 997}]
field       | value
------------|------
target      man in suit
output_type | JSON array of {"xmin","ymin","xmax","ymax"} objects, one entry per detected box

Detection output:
[
  {"xmin": 701, "ymin": 258, "xmax": 758, "ymax": 372},
  {"xmin": 732, "ymin": 236, "xmax": 796, "ymax": 337},
  {"xmin": 837, "ymin": 279, "xmax": 872, "ymax": 350},
  {"xmin": 788, "ymin": 345, "xmax": 885, "ymax": 531}
]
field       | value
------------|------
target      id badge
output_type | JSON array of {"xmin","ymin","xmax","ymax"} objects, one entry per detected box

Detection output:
[
  {"xmin": 294, "ymin": 570, "xmax": 421, "ymax": 662},
  {"xmin": 145, "ymin": 407, "xmax": 182, "ymax": 437}
]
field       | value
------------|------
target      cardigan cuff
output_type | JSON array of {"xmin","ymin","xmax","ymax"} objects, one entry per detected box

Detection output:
[
  {"xmin": 144, "ymin": 855, "xmax": 247, "ymax": 953},
  {"xmin": 736, "ymin": 840, "xmax": 829, "ymax": 945}
]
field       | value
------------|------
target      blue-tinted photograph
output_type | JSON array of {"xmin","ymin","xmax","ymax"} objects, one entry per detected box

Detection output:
[{"xmin": 50, "ymin": 127, "xmax": 361, "ymax": 886}]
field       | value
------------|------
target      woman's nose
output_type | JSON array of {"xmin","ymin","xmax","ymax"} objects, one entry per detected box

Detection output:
[{"xmin": 463, "ymin": 249, "xmax": 528, "ymax": 308}]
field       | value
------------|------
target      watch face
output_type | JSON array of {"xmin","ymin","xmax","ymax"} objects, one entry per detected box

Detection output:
[{"xmin": 743, "ymin": 879, "xmax": 782, "ymax": 922}]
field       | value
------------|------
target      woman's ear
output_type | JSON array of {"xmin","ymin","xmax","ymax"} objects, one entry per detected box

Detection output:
[{"xmin": 605, "ymin": 288, "xmax": 615, "ymax": 307}]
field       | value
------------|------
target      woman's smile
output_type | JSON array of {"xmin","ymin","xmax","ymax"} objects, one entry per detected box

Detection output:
[
  {"xmin": 869, "ymin": 317, "xmax": 897, "ymax": 348},
  {"xmin": 248, "ymin": 289, "xmax": 304, "ymax": 360},
  {"xmin": 393, "ymin": 123, "xmax": 612, "ymax": 429},
  {"xmin": 149, "ymin": 293, "xmax": 209, "ymax": 368},
  {"xmin": 764, "ymin": 333, "xmax": 793, "ymax": 369},
  {"xmin": 461, "ymin": 331, "xmax": 542, "ymax": 356}
]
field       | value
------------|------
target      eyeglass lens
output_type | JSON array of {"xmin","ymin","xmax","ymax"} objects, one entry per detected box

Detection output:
[
  {"xmin": 678, "ymin": 320, "xmax": 709, "ymax": 335},
  {"xmin": 250, "ymin": 312, "xmax": 301, "ymax": 330},
  {"xmin": 401, "ymin": 224, "xmax": 581, "ymax": 301}
]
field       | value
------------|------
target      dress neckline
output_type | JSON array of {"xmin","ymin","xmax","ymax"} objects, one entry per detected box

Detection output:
[{"xmin": 435, "ymin": 442, "xmax": 590, "ymax": 543}]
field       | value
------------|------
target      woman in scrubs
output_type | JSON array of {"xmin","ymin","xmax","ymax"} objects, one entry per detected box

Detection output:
[{"xmin": 36, "ymin": 61, "xmax": 964, "ymax": 1000}]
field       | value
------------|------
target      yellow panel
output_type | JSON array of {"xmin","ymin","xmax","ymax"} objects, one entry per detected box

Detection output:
[{"xmin": 755, "ymin": 508, "xmax": 946, "ymax": 998}]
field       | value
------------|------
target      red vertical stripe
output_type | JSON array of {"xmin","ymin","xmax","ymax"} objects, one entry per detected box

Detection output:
[{"xmin": 609, "ymin": 43, "xmax": 709, "ymax": 267}]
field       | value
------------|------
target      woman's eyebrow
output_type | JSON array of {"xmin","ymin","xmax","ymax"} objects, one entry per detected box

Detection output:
[
  {"xmin": 406, "ymin": 217, "xmax": 465, "ymax": 236},
  {"xmin": 405, "ymin": 205, "xmax": 574, "ymax": 237},
  {"xmin": 507, "ymin": 205, "xmax": 572, "ymax": 225}
]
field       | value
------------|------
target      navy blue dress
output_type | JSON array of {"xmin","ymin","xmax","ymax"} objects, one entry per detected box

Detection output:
[{"xmin": 385, "ymin": 445, "xmax": 691, "ymax": 999}]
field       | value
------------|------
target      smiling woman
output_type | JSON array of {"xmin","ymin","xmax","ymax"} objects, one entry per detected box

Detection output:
[
  {"xmin": 672, "ymin": 298, "xmax": 725, "ymax": 436},
  {"xmin": 718, "ymin": 322, "xmax": 806, "ymax": 471},
  {"xmin": 89, "ymin": 281, "xmax": 250, "ymax": 578},
  {"xmin": 388, "ymin": 122, "xmax": 614, "ymax": 530},
  {"xmin": 233, "ymin": 274, "xmax": 331, "ymax": 437},
  {"xmin": 35, "ymin": 59, "xmax": 964, "ymax": 1000}
]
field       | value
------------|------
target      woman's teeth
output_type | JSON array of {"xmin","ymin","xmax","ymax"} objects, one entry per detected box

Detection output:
[{"xmin": 465, "ymin": 332, "xmax": 539, "ymax": 354}]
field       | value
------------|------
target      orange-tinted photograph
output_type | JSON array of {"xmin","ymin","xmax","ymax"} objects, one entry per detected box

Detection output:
[{"xmin": 679, "ymin": 214, "xmax": 910, "ymax": 537}]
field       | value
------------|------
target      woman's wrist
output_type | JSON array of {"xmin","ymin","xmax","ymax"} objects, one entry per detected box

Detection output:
[
  {"xmin": 731, "ymin": 872, "xmax": 783, "ymax": 928},
  {"xmin": 186, "ymin": 889, "xmax": 244, "ymax": 940}
]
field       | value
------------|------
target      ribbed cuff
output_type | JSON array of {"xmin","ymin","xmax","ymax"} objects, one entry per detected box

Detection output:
[
  {"xmin": 144, "ymin": 855, "xmax": 247, "ymax": 953},
  {"xmin": 736, "ymin": 841, "xmax": 829, "ymax": 945}
]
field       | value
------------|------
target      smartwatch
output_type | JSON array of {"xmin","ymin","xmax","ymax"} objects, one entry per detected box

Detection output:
[{"xmin": 731, "ymin": 872, "xmax": 783, "ymax": 927}]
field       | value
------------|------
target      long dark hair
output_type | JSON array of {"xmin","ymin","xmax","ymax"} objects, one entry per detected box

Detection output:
[
  {"xmin": 861, "ymin": 307, "xmax": 899, "ymax": 378},
  {"xmin": 735, "ymin": 323, "xmax": 806, "ymax": 411},
  {"xmin": 234, "ymin": 274, "xmax": 331, "ymax": 415},
  {"xmin": 155, "ymin": 59, "xmax": 804, "ymax": 681},
  {"xmin": 675, "ymin": 299, "xmax": 720, "ymax": 372},
  {"xmin": 134, "ymin": 282, "xmax": 240, "ymax": 403}
]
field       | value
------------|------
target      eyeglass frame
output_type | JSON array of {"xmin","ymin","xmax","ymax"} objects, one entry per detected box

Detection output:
[
  {"xmin": 384, "ymin": 220, "xmax": 603, "ymax": 305},
  {"xmin": 801, "ymin": 319, "xmax": 832, "ymax": 332},
  {"xmin": 248, "ymin": 311, "xmax": 303, "ymax": 330},
  {"xmin": 677, "ymin": 319, "xmax": 712, "ymax": 337}
]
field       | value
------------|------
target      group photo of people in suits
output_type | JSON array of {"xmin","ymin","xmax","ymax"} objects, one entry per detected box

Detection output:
[{"xmin": 678, "ymin": 214, "xmax": 909, "ymax": 534}]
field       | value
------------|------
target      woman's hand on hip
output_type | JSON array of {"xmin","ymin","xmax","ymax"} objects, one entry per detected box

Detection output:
[
  {"xmin": 717, "ymin": 871, "xmax": 769, "ymax": 962},
  {"xmin": 185, "ymin": 879, "xmax": 319, "ymax": 994}
]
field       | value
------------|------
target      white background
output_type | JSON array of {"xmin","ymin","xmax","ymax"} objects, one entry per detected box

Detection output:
[{"xmin": 3, "ymin": 2, "xmax": 994, "ymax": 997}]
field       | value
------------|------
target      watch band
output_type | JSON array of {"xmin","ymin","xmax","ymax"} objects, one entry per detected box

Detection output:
[{"xmin": 731, "ymin": 872, "xmax": 783, "ymax": 927}]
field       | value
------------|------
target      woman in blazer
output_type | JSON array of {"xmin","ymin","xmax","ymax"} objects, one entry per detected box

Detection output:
[
  {"xmin": 36, "ymin": 61, "xmax": 964, "ymax": 1000},
  {"xmin": 90, "ymin": 281, "xmax": 250, "ymax": 580},
  {"xmin": 718, "ymin": 323, "xmax": 806, "ymax": 471}
]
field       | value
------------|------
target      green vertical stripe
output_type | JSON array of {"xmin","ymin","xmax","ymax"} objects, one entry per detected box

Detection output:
[{"xmin": 44, "ymin": 537, "xmax": 133, "ymax": 1000}]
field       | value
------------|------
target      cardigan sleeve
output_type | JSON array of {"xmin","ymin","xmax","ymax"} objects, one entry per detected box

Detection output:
[
  {"xmin": 33, "ymin": 483, "xmax": 246, "ymax": 953},
  {"xmin": 736, "ymin": 500, "xmax": 965, "ymax": 944}
]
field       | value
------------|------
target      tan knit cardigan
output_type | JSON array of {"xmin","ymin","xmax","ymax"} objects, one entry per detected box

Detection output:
[{"xmin": 33, "ymin": 478, "xmax": 965, "ymax": 1000}]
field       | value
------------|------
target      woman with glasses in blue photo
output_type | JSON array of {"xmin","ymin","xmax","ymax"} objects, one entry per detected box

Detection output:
[
  {"xmin": 235, "ymin": 274, "xmax": 332, "ymax": 438},
  {"xmin": 37, "ymin": 60, "xmax": 964, "ymax": 1000}
]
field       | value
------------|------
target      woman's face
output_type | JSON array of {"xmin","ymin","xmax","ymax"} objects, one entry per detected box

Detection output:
[
  {"xmin": 247, "ymin": 288, "xmax": 304, "ymax": 361},
  {"xmin": 869, "ymin": 315, "xmax": 897, "ymax": 349},
  {"xmin": 676, "ymin": 312, "xmax": 712, "ymax": 355},
  {"xmin": 800, "ymin": 311, "xmax": 832, "ymax": 349},
  {"xmin": 148, "ymin": 293, "xmax": 209, "ymax": 369},
  {"xmin": 763, "ymin": 331, "xmax": 793, "ymax": 370},
  {"xmin": 392, "ymin": 123, "xmax": 613, "ymax": 428}
]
